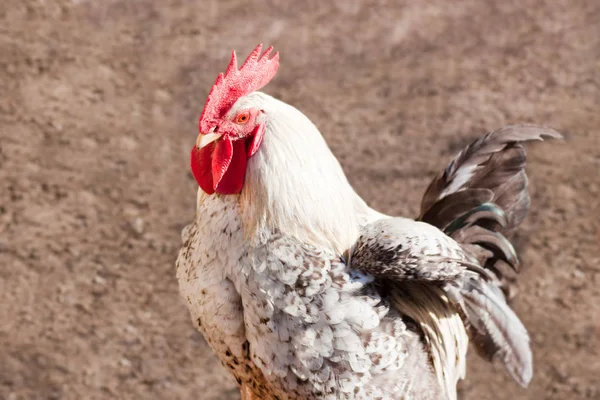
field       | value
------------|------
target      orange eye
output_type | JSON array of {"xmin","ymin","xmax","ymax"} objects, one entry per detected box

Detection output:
[{"xmin": 235, "ymin": 112, "xmax": 250, "ymax": 124}]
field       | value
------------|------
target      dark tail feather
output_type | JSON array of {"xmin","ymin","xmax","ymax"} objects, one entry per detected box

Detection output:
[
  {"xmin": 420, "ymin": 124, "xmax": 561, "ymax": 231},
  {"xmin": 419, "ymin": 124, "xmax": 561, "ymax": 386},
  {"xmin": 419, "ymin": 124, "xmax": 562, "ymax": 295},
  {"xmin": 420, "ymin": 189, "xmax": 495, "ymax": 231}
]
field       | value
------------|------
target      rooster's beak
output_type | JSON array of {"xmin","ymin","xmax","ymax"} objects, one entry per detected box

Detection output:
[{"xmin": 196, "ymin": 132, "xmax": 221, "ymax": 149}]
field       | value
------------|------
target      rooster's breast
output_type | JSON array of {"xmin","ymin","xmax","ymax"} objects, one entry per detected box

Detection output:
[{"xmin": 176, "ymin": 194, "xmax": 274, "ymax": 396}]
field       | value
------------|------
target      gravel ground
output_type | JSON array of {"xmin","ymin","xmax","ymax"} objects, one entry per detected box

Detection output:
[{"xmin": 1, "ymin": 0, "xmax": 599, "ymax": 399}]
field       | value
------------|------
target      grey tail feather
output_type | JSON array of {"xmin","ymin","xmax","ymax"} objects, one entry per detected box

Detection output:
[
  {"xmin": 446, "ymin": 277, "xmax": 533, "ymax": 387},
  {"xmin": 419, "ymin": 124, "xmax": 561, "ymax": 386}
]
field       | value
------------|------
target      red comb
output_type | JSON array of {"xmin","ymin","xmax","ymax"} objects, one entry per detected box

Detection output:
[{"xmin": 199, "ymin": 44, "xmax": 280, "ymax": 133}]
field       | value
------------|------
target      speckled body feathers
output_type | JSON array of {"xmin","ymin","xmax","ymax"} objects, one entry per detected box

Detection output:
[{"xmin": 177, "ymin": 194, "xmax": 442, "ymax": 399}]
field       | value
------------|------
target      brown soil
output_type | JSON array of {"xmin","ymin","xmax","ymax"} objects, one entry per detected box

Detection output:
[{"xmin": 1, "ymin": 0, "xmax": 599, "ymax": 399}]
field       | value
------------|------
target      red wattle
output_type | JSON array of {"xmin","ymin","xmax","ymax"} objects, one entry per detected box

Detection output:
[
  {"xmin": 191, "ymin": 142, "xmax": 216, "ymax": 194},
  {"xmin": 212, "ymin": 138, "xmax": 234, "ymax": 188},
  {"xmin": 190, "ymin": 138, "xmax": 249, "ymax": 195},
  {"xmin": 214, "ymin": 139, "xmax": 247, "ymax": 194}
]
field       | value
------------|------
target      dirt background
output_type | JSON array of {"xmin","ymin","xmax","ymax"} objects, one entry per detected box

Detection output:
[{"xmin": 1, "ymin": 0, "xmax": 599, "ymax": 399}]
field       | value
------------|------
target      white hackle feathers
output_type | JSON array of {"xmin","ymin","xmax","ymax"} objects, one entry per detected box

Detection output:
[{"xmin": 237, "ymin": 92, "xmax": 363, "ymax": 254}]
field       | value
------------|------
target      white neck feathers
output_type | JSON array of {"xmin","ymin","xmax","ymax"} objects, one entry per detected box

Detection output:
[{"xmin": 238, "ymin": 92, "xmax": 360, "ymax": 253}]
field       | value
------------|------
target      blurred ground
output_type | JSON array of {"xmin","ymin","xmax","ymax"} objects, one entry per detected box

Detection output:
[{"xmin": 1, "ymin": 0, "xmax": 599, "ymax": 399}]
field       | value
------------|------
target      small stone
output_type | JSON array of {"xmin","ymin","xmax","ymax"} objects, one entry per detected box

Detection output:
[
  {"xmin": 93, "ymin": 275, "xmax": 106, "ymax": 285},
  {"xmin": 531, "ymin": 332, "xmax": 545, "ymax": 344},
  {"xmin": 119, "ymin": 136, "xmax": 138, "ymax": 151},
  {"xmin": 51, "ymin": 120, "xmax": 63, "ymax": 131},
  {"xmin": 132, "ymin": 217, "xmax": 144, "ymax": 234},
  {"xmin": 572, "ymin": 268, "xmax": 585, "ymax": 279},
  {"xmin": 154, "ymin": 89, "xmax": 171, "ymax": 102}
]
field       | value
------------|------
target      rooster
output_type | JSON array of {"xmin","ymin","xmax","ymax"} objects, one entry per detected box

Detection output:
[{"xmin": 176, "ymin": 45, "xmax": 560, "ymax": 400}]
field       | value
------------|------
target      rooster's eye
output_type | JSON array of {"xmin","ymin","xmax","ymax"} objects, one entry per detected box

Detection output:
[{"xmin": 235, "ymin": 112, "xmax": 250, "ymax": 124}]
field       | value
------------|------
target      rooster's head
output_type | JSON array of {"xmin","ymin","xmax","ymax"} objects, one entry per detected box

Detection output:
[
  {"xmin": 191, "ymin": 44, "xmax": 279, "ymax": 195},
  {"xmin": 191, "ymin": 44, "xmax": 363, "ymax": 251}
]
